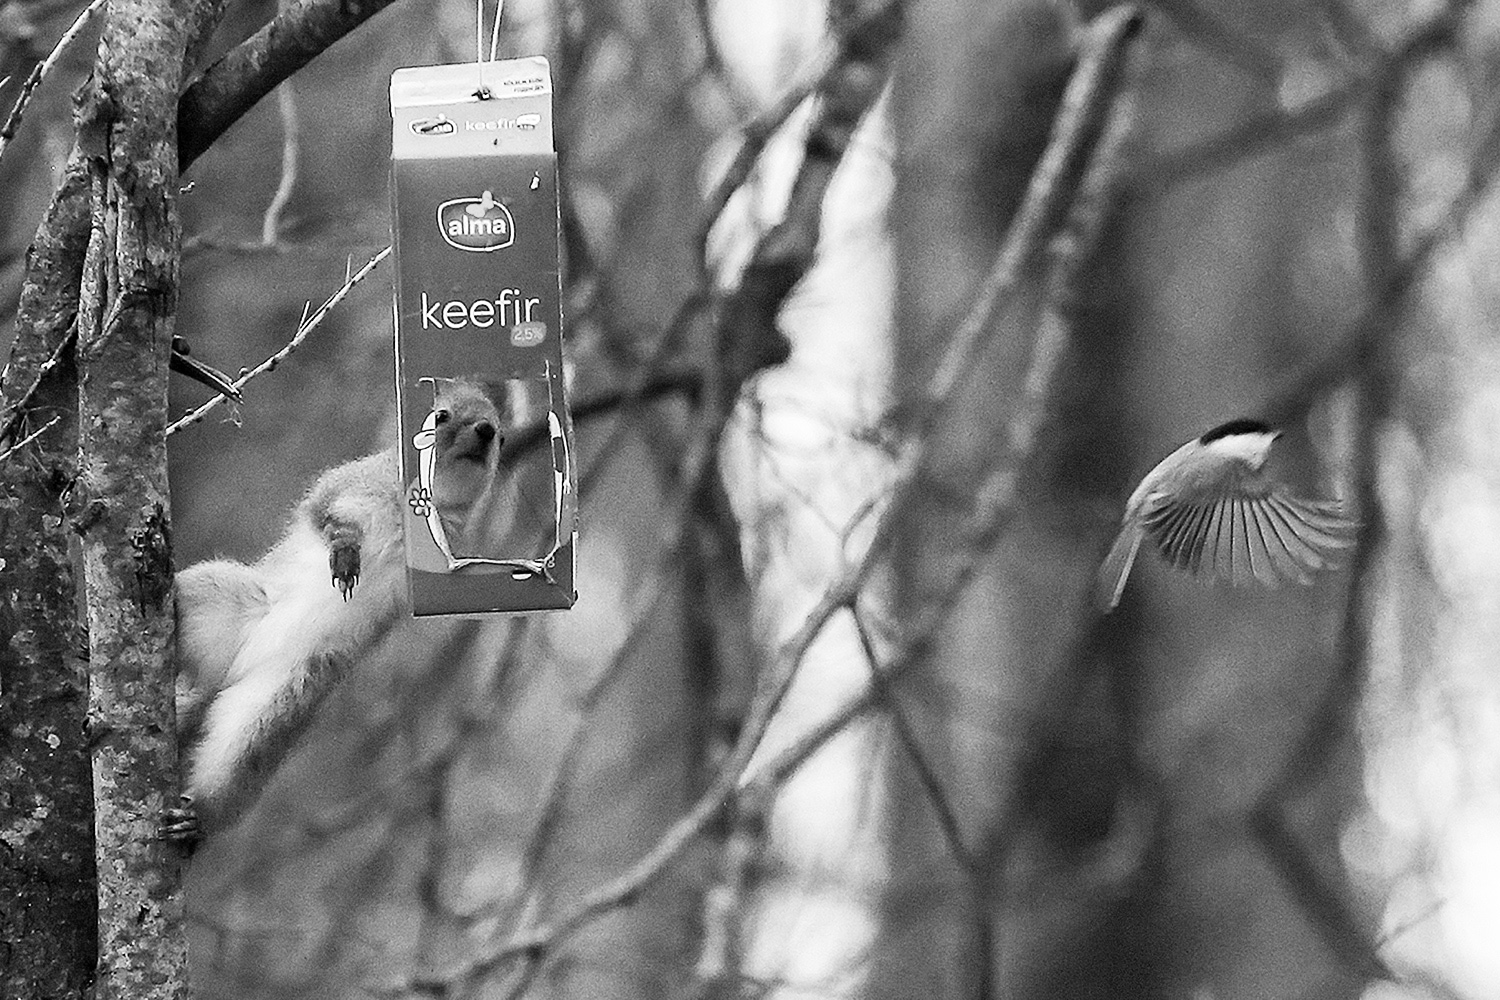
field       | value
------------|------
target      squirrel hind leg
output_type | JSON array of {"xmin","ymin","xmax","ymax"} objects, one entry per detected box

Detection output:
[
  {"xmin": 185, "ymin": 647, "xmax": 354, "ymax": 834},
  {"xmin": 174, "ymin": 559, "xmax": 268, "ymax": 697}
]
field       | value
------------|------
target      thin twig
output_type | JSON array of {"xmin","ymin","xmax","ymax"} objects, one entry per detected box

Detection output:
[
  {"xmin": 0, "ymin": 414, "xmax": 62, "ymax": 463},
  {"xmin": 695, "ymin": 44, "xmax": 839, "ymax": 269},
  {"xmin": 1247, "ymin": 2, "xmax": 1479, "ymax": 989},
  {"xmin": 553, "ymin": 35, "xmax": 845, "ymax": 506},
  {"xmin": 847, "ymin": 605, "xmax": 975, "ymax": 871},
  {"xmin": 0, "ymin": 0, "xmax": 106, "ymax": 165},
  {"xmin": 0, "ymin": 325, "xmax": 75, "ymax": 449},
  {"xmin": 1143, "ymin": 0, "xmax": 1284, "ymax": 85},
  {"xmin": 513, "ymin": 619, "xmax": 653, "ymax": 896},
  {"xmin": 260, "ymin": 83, "xmax": 300, "ymax": 245},
  {"xmin": 708, "ymin": 0, "xmax": 901, "ymax": 406},
  {"xmin": 409, "ymin": 43, "xmax": 905, "ymax": 986},
  {"xmin": 1263, "ymin": 94, "xmax": 1500, "ymax": 425},
  {"xmin": 181, "ymin": 235, "xmax": 336, "ymax": 256},
  {"xmin": 1248, "ymin": 803, "xmax": 1393, "ymax": 980},
  {"xmin": 1132, "ymin": 1, "xmax": 1471, "ymax": 197},
  {"xmin": 921, "ymin": 4, "xmax": 1142, "ymax": 426},
  {"xmin": 1130, "ymin": 84, "xmax": 1353, "ymax": 195},
  {"xmin": 165, "ymin": 245, "xmax": 391, "ymax": 436},
  {"xmin": 845, "ymin": 605, "xmax": 1001, "ymax": 1000}
]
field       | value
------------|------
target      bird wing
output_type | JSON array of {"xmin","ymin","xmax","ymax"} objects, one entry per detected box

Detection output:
[
  {"xmin": 1096, "ymin": 524, "xmax": 1144, "ymax": 611},
  {"xmin": 1141, "ymin": 480, "xmax": 1356, "ymax": 588}
]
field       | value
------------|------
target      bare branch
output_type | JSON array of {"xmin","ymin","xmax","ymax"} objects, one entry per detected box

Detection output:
[
  {"xmin": 165, "ymin": 245, "xmax": 391, "ymax": 436},
  {"xmin": 4, "ymin": 0, "xmax": 402, "ymax": 420},
  {"xmin": 1132, "ymin": 0, "xmax": 1471, "ymax": 196},
  {"xmin": 919, "ymin": 4, "xmax": 1142, "ymax": 427},
  {"xmin": 0, "ymin": 0, "xmax": 106, "ymax": 165},
  {"xmin": 1262, "ymin": 98, "xmax": 1500, "ymax": 425},
  {"xmin": 695, "ymin": 48, "xmax": 838, "ymax": 267},
  {"xmin": 754, "ymin": 28, "xmax": 1143, "ymax": 798},
  {"xmin": 176, "ymin": 0, "xmax": 403, "ymax": 171},
  {"xmin": 710, "ymin": 0, "xmax": 902, "ymax": 402},
  {"xmin": 0, "ymin": 325, "xmax": 74, "ymax": 449},
  {"xmin": 259, "ymin": 83, "xmax": 300, "ymax": 246},
  {"xmin": 1248, "ymin": 804, "xmax": 1393, "ymax": 980},
  {"xmin": 180, "ymin": 234, "xmax": 353, "ymax": 256},
  {"xmin": 1246, "ymin": 5, "xmax": 1482, "ymax": 993},
  {"xmin": 553, "ymin": 35, "xmax": 850, "ymax": 501},
  {"xmin": 1142, "ymin": 0, "xmax": 1283, "ymax": 85},
  {"xmin": 0, "ymin": 413, "xmax": 62, "ymax": 463},
  {"xmin": 1129, "ymin": 84, "xmax": 1353, "ymax": 195},
  {"xmin": 848, "ymin": 606, "xmax": 974, "ymax": 869}
]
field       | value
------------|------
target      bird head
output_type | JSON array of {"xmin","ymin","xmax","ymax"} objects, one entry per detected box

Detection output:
[{"xmin": 1197, "ymin": 418, "xmax": 1280, "ymax": 470}]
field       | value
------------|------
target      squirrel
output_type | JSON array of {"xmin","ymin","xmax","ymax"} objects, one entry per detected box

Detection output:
[{"xmin": 163, "ymin": 379, "xmax": 513, "ymax": 842}]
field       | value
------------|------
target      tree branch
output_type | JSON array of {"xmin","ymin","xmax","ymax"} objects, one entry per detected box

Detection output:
[
  {"xmin": 1262, "ymin": 96, "xmax": 1500, "ymax": 426},
  {"xmin": 5, "ymin": 0, "xmax": 403, "ymax": 448},
  {"xmin": 1131, "ymin": 1, "xmax": 1471, "ymax": 196},
  {"xmin": 176, "ymin": 0, "xmax": 403, "ymax": 170},
  {"xmin": 165, "ymin": 245, "xmax": 391, "ymax": 435},
  {"xmin": 0, "ymin": 0, "xmax": 105, "ymax": 165},
  {"xmin": 1142, "ymin": 0, "xmax": 1283, "ymax": 85}
]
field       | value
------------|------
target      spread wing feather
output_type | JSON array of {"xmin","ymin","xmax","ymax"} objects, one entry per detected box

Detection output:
[{"xmin": 1142, "ymin": 486, "xmax": 1356, "ymax": 588}]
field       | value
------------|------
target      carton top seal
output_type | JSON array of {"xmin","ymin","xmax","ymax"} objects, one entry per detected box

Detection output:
[
  {"xmin": 391, "ymin": 57, "xmax": 554, "ymax": 158},
  {"xmin": 391, "ymin": 56, "xmax": 552, "ymax": 107}
]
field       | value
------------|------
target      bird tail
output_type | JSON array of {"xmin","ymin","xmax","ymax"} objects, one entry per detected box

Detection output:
[{"xmin": 1096, "ymin": 525, "xmax": 1143, "ymax": 612}]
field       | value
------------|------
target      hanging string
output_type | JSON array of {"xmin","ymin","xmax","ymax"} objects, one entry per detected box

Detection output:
[
  {"xmin": 475, "ymin": 0, "xmax": 486, "ymax": 96},
  {"xmin": 474, "ymin": 0, "xmax": 506, "ymax": 98},
  {"xmin": 489, "ymin": 0, "xmax": 506, "ymax": 62}
]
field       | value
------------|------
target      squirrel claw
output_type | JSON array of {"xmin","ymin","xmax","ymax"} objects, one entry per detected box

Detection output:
[
  {"xmin": 159, "ymin": 794, "xmax": 202, "ymax": 847},
  {"xmin": 329, "ymin": 542, "xmax": 360, "ymax": 600}
]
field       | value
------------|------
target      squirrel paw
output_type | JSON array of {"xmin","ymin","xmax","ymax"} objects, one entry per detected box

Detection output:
[
  {"xmin": 158, "ymin": 794, "xmax": 202, "ymax": 848},
  {"xmin": 329, "ymin": 540, "xmax": 361, "ymax": 601}
]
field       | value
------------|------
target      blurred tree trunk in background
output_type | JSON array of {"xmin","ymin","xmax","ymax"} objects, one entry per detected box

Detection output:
[{"xmin": 878, "ymin": 0, "xmax": 1084, "ymax": 995}]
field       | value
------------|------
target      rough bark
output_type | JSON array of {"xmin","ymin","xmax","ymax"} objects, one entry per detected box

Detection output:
[
  {"xmin": 70, "ymin": 0, "xmax": 223, "ymax": 995},
  {"xmin": 0, "ymin": 0, "xmax": 407, "ymax": 993},
  {"xmin": 176, "ymin": 0, "xmax": 404, "ymax": 168},
  {"xmin": 0, "ymin": 159, "xmax": 97, "ymax": 1000}
]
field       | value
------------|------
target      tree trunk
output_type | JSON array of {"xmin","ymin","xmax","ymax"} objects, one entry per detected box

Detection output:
[
  {"xmin": 71, "ymin": 0, "xmax": 226, "ymax": 994},
  {"xmin": 0, "ymin": 168, "xmax": 96, "ymax": 1000},
  {"xmin": 876, "ymin": 1, "xmax": 1077, "ymax": 996}
]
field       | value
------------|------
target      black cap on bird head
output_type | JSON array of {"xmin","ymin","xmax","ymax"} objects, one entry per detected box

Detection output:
[{"xmin": 1199, "ymin": 418, "xmax": 1275, "ymax": 445}]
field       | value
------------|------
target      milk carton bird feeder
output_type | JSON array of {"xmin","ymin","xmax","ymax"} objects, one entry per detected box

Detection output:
[{"xmin": 390, "ymin": 56, "xmax": 576, "ymax": 615}]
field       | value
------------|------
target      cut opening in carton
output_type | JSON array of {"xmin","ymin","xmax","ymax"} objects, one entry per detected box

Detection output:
[{"xmin": 404, "ymin": 371, "xmax": 570, "ymax": 583}]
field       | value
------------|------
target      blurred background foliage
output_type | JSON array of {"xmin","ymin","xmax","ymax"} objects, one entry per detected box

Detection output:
[{"xmin": 3, "ymin": 0, "xmax": 1500, "ymax": 997}]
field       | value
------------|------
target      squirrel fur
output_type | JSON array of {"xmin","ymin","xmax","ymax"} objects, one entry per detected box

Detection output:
[{"xmin": 169, "ymin": 379, "xmax": 513, "ymax": 838}]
